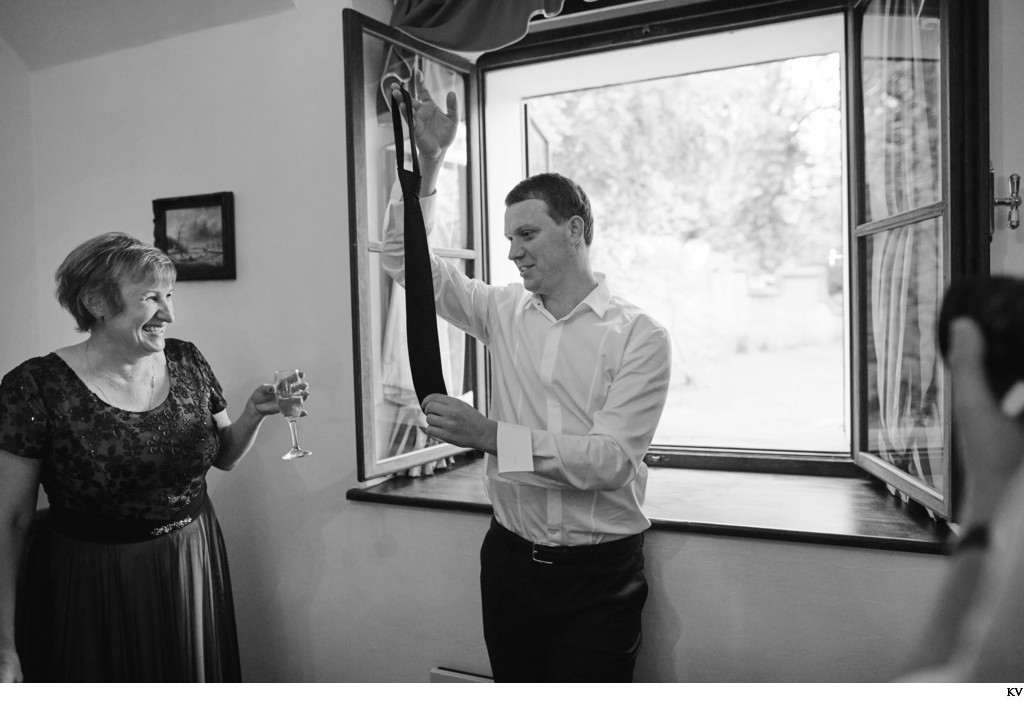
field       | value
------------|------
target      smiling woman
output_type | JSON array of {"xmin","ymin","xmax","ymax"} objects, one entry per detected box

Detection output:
[{"xmin": 0, "ymin": 232, "xmax": 288, "ymax": 682}]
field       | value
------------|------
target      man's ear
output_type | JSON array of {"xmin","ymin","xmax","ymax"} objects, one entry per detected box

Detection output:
[{"xmin": 568, "ymin": 215, "xmax": 585, "ymax": 246}]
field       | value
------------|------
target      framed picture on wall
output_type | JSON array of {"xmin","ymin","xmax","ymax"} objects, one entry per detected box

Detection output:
[{"xmin": 153, "ymin": 191, "xmax": 236, "ymax": 281}]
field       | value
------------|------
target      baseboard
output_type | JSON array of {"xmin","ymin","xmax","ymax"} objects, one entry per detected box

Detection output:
[{"xmin": 429, "ymin": 667, "xmax": 493, "ymax": 683}]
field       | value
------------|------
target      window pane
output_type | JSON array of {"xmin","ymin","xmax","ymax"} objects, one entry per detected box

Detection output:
[
  {"xmin": 862, "ymin": 216, "xmax": 946, "ymax": 493},
  {"xmin": 346, "ymin": 14, "xmax": 479, "ymax": 480},
  {"xmin": 369, "ymin": 252, "xmax": 475, "ymax": 462},
  {"xmin": 523, "ymin": 54, "xmax": 848, "ymax": 452},
  {"xmin": 861, "ymin": 0, "xmax": 942, "ymax": 221},
  {"xmin": 361, "ymin": 32, "xmax": 471, "ymax": 250}
]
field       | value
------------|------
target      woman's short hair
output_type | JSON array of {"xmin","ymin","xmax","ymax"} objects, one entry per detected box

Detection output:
[
  {"xmin": 505, "ymin": 173, "xmax": 594, "ymax": 246},
  {"xmin": 55, "ymin": 232, "xmax": 176, "ymax": 332}
]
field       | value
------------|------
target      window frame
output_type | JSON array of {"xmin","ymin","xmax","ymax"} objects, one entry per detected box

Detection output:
[
  {"xmin": 481, "ymin": 10, "xmax": 854, "ymax": 472},
  {"xmin": 342, "ymin": 10, "xmax": 486, "ymax": 482},
  {"xmin": 475, "ymin": 0, "xmax": 989, "ymax": 511},
  {"xmin": 846, "ymin": 0, "xmax": 990, "ymax": 520},
  {"xmin": 478, "ymin": 0, "xmax": 859, "ymax": 480}
]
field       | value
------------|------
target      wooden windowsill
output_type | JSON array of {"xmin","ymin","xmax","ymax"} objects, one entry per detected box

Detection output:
[{"xmin": 346, "ymin": 458, "xmax": 949, "ymax": 554}]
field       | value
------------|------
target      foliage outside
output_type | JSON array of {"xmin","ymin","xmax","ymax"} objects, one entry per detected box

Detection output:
[{"xmin": 525, "ymin": 55, "xmax": 848, "ymax": 451}]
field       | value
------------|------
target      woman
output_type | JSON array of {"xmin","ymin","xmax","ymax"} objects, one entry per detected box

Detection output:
[{"xmin": 0, "ymin": 233, "xmax": 297, "ymax": 682}]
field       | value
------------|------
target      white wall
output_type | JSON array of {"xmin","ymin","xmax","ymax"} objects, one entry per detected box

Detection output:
[
  {"xmin": 0, "ymin": 32, "xmax": 39, "ymax": 374},
  {"xmin": 3, "ymin": 0, "xmax": 1022, "ymax": 683},
  {"xmin": 638, "ymin": 533, "xmax": 942, "ymax": 681},
  {"xmin": 990, "ymin": 0, "xmax": 1024, "ymax": 274}
]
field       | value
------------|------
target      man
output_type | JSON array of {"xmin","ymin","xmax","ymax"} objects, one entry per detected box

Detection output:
[
  {"xmin": 898, "ymin": 279, "xmax": 1024, "ymax": 681},
  {"xmin": 382, "ymin": 72, "xmax": 671, "ymax": 682}
]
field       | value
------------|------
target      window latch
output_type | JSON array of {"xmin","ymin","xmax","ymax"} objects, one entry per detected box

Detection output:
[{"xmin": 991, "ymin": 170, "xmax": 1021, "ymax": 235}]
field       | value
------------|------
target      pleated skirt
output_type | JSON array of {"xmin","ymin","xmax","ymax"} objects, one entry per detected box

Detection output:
[{"xmin": 17, "ymin": 499, "xmax": 241, "ymax": 682}]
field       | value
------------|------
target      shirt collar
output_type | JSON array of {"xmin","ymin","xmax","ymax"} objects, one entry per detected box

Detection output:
[
  {"xmin": 520, "ymin": 273, "xmax": 612, "ymax": 319},
  {"xmin": 579, "ymin": 273, "xmax": 612, "ymax": 318}
]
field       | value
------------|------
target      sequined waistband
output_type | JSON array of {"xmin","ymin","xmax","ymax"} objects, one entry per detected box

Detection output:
[{"xmin": 48, "ymin": 482, "xmax": 208, "ymax": 544}]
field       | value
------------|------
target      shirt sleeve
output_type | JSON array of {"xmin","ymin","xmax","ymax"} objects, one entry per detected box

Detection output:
[
  {"xmin": 498, "ymin": 322, "xmax": 672, "ymax": 492},
  {"xmin": 379, "ymin": 180, "xmax": 495, "ymax": 344},
  {"xmin": 0, "ymin": 362, "xmax": 50, "ymax": 459},
  {"xmin": 496, "ymin": 422, "xmax": 534, "ymax": 474}
]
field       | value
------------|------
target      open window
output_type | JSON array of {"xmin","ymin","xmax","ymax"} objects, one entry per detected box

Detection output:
[
  {"xmin": 849, "ymin": 0, "xmax": 989, "ymax": 519},
  {"xmin": 343, "ymin": 10, "xmax": 484, "ymax": 482},
  {"xmin": 343, "ymin": 0, "xmax": 989, "ymax": 520}
]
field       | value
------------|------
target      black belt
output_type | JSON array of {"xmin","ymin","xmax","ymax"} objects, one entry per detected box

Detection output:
[
  {"xmin": 489, "ymin": 517, "xmax": 643, "ymax": 566},
  {"xmin": 48, "ymin": 482, "xmax": 208, "ymax": 544}
]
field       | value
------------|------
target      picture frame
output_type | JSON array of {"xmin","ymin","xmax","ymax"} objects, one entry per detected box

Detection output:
[{"xmin": 153, "ymin": 191, "xmax": 236, "ymax": 281}]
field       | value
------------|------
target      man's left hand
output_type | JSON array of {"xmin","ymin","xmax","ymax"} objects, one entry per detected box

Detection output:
[{"xmin": 421, "ymin": 394, "xmax": 497, "ymax": 454}]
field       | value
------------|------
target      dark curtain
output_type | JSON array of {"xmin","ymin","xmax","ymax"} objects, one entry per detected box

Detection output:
[{"xmin": 391, "ymin": 0, "xmax": 568, "ymax": 52}]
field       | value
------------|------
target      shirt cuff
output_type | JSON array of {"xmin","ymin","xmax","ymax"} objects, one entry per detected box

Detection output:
[
  {"xmin": 420, "ymin": 191, "xmax": 436, "ymax": 225},
  {"xmin": 496, "ymin": 422, "xmax": 534, "ymax": 474},
  {"xmin": 392, "ymin": 179, "xmax": 437, "ymax": 233}
]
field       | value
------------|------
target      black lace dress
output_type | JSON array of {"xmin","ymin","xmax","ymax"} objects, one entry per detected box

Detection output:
[{"xmin": 0, "ymin": 338, "xmax": 241, "ymax": 682}]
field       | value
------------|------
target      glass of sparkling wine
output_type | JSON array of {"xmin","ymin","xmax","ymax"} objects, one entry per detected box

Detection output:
[{"xmin": 275, "ymin": 369, "xmax": 311, "ymax": 460}]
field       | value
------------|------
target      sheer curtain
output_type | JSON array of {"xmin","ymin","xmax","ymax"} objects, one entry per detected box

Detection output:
[{"xmin": 863, "ymin": 0, "xmax": 943, "ymax": 488}]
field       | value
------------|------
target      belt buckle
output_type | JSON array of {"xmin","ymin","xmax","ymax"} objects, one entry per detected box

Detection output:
[{"xmin": 531, "ymin": 542, "xmax": 555, "ymax": 565}]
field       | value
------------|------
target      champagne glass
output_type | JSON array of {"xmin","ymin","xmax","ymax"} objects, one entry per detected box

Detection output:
[{"xmin": 275, "ymin": 369, "xmax": 311, "ymax": 460}]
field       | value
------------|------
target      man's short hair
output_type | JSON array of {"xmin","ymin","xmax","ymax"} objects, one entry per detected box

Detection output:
[{"xmin": 505, "ymin": 173, "xmax": 594, "ymax": 246}]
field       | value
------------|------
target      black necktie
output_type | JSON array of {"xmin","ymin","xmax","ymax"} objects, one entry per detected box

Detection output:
[{"xmin": 391, "ymin": 86, "xmax": 448, "ymax": 405}]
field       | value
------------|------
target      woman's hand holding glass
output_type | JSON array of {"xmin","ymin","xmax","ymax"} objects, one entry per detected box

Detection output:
[{"xmin": 274, "ymin": 369, "xmax": 311, "ymax": 460}]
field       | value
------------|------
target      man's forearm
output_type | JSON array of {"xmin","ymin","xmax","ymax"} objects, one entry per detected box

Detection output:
[{"xmin": 420, "ymin": 153, "xmax": 446, "ymax": 197}]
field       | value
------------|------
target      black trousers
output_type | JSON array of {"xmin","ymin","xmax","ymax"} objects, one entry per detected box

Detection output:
[{"xmin": 480, "ymin": 518, "xmax": 648, "ymax": 682}]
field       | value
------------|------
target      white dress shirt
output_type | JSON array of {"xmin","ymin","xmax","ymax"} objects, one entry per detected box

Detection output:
[{"xmin": 381, "ymin": 185, "xmax": 672, "ymax": 546}]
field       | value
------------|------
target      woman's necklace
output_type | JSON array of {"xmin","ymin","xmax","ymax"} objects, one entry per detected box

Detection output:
[{"xmin": 86, "ymin": 338, "xmax": 158, "ymax": 410}]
